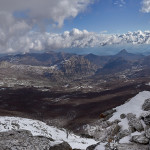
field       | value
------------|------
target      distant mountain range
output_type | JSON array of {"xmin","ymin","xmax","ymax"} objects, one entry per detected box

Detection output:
[{"xmin": 0, "ymin": 49, "xmax": 150, "ymax": 87}]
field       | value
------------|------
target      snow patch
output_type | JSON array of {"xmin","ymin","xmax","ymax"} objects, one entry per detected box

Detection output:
[
  {"xmin": 0, "ymin": 117, "xmax": 97, "ymax": 149},
  {"xmin": 109, "ymin": 91, "xmax": 150, "ymax": 130},
  {"xmin": 107, "ymin": 91, "xmax": 150, "ymax": 144},
  {"xmin": 119, "ymin": 136, "xmax": 131, "ymax": 144}
]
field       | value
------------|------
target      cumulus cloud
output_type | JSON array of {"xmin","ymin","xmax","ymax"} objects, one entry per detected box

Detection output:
[
  {"xmin": 1, "ymin": 0, "xmax": 150, "ymax": 54},
  {"xmin": 1, "ymin": 28, "xmax": 150, "ymax": 54},
  {"xmin": 0, "ymin": 0, "xmax": 93, "ymax": 53},
  {"xmin": 141, "ymin": 0, "xmax": 150, "ymax": 13},
  {"xmin": 0, "ymin": 0, "xmax": 92, "ymax": 27},
  {"xmin": 0, "ymin": 12, "xmax": 31, "ymax": 53}
]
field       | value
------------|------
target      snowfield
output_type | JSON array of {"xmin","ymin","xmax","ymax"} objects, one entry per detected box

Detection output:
[
  {"xmin": 109, "ymin": 91, "xmax": 150, "ymax": 130},
  {"xmin": 0, "ymin": 116, "xmax": 97, "ymax": 149}
]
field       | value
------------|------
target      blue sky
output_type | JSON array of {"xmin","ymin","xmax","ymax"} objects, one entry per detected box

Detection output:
[{"xmin": 62, "ymin": 0, "xmax": 150, "ymax": 34}]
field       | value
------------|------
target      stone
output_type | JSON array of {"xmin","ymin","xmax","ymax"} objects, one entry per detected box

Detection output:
[
  {"xmin": 108, "ymin": 124, "xmax": 121, "ymax": 136},
  {"xmin": 141, "ymin": 112, "xmax": 150, "ymax": 125},
  {"xmin": 117, "ymin": 143, "xmax": 149, "ymax": 150},
  {"xmin": 145, "ymin": 125, "xmax": 150, "ymax": 139},
  {"xmin": 101, "ymin": 121, "xmax": 110, "ymax": 128},
  {"xmin": 0, "ymin": 130, "xmax": 54, "ymax": 150},
  {"xmin": 120, "ymin": 114, "xmax": 126, "ymax": 119},
  {"xmin": 50, "ymin": 142, "xmax": 72, "ymax": 150},
  {"xmin": 131, "ymin": 134, "xmax": 149, "ymax": 144},
  {"xmin": 116, "ymin": 129, "xmax": 130, "ymax": 140},
  {"xmin": 127, "ymin": 113, "xmax": 144, "ymax": 132},
  {"xmin": 93, "ymin": 123, "xmax": 121, "ymax": 142},
  {"xmin": 113, "ymin": 119, "xmax": 121, "ymax": 124},
  {"xmin": 128, "ymin": 126, "xmax": 136, "ymax": 133},
  {"xmin": 86, "ymin": 143, "xmax": 99, "ymax": 150},
  {"xmin": 144, "ymin": 115, "xmax": 150, "ymax": 125},
  {"xmin": 142, "ymin": 98, "xmax": 150, "ymax": 111}
]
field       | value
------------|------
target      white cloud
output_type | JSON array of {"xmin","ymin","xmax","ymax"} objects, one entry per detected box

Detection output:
[
  {"xmin": 0, "ymin": 0, "xmax": 92, "ymax": 27},
  {"xmin": 1, "ymin": 28, "xmax": 150, "ymax": 54},
  {"xmin": 0, "ymin": 12, "xmax": 31, "ymax": 53},
  {"xmin": 141, "ymin": 0, "xmax": 150, "ymax": 13},
  {"xmin": 0, "ymin": 0, "xmax": 150, "ymax": 54},
  {"xmin": 0, "ymin": 0, "xmax": 93, "ymax": 53}
]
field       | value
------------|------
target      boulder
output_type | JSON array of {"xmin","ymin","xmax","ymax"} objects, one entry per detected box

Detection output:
[
  {"xmin": 128, "ymin": 126, "xmax": 136, "ymax": 133},
  {"xmin": 120, "ymin": 114, "xmax": 126, "ymax": 119},
  {"xmin": 142, "ymin": 98, "xmax": 150, "ymax": 111},
  {"xmin": 101, "ymin": 121, "xmax": 110, "ymax": 128},
  {"xmin": 102, "ymin": 109, "xmax": 116, "ymax": 119},
  {"xmin": 108, "ymin": 123, "xmax": 121, "ymax": 136},
  {"xmin": 86, "ymin": 143, "xmax": 99, "ymax": 150},
  {"xmin": 131, "ymin": 134, "xmax": 149, "ymax": 144},
  {"xmin": 0, "ymin": 130, "xmax": 53, "ymax": 150},
  {"xmin": 145, "ymin": 125, "xmax": 150, "ymax": 139},
  {"xmin": 141, "ymin": 112, "xmax": 150, "ymax": 125},
  {"xmin": 127, "ymin": 113, "xmax": 144, "ymax": 132},
  {"xmin": 116, "ymin": 129, "xmax": 130, "ymax": 140},
  {"xmin": 50, "ymin": 142, "xmax": 72, "ymax": 150},
  {"xmin": 94, "ymin": 123, "xmax": 121, "ymax": 142}
]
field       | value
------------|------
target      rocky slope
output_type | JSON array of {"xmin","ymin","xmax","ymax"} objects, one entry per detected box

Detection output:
[
  {"xmin": 0, "ymin": 130, "xmax": 74, "ymax": 150},
  {"xmin": 0, "ymin": 53, "xmax": 97, "ymax": 84},
  {"xmin": 59, "ymin": 55, "xmax": 97, "ymax": 78},
  {"xmin": 0, "ymin": 51, "xmax": 73, "ymax": 66},
  {"xmin": 1, "ymin": 91, "xmax": 150, "ymax": 149},
  {"xmin": 0, "ymin": 116, "xmax": 97, "ymax": 149},
  {"xmin": 81, "ymin": 91, "xmax": 150, "ymax": 149}
]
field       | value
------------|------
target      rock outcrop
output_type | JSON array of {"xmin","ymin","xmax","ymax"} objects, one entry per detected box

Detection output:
[
  {"xmin": 131, "ymin": 134, "xmax": 149, "ymax": 144},
  {"xmin": 82, "ymin": 93, "xmax": 150, "ymax": 149},
  {"xmin": 0, "ymin": 130, "xmax": 73, "ymax": 150},
  {"xmin": 117, "ymin": 143, "xmax": 149, "ymax": 150},
  {"xmin": 142, "ymin": 98, "xmax": 150, "ymax": 111},
  {"xmin": 126, "ymin": 113, "xmax": 144, "ymax": 132},
  {"xmin": 49, "ymin": 142, "xmax": 72, "ymax": 150},
  {"xmin": 145, "ymin": 125, "xmax": 150, "ymax": 139}
]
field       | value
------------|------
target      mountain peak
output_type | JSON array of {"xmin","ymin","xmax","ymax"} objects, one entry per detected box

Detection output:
[
  {"xmin": 116, "ymin": 49, "xmax": 131, "ymax": 57},
  {"xmin": 118, "ymin": 49, "xmax": 128, "ymax": 54}
]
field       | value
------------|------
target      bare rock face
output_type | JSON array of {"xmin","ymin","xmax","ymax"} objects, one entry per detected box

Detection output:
[
  {"xmin": 127, "ymin": 113, "xmax": 144, "ymax": 132},
  {"xmin": 131, "ymin": 134, "xmax": 149, "ymax": 144},
  {"xmin": 117, "ymin": 143, "xmax": 149, "ymax": 150},
  {"xmin": 0, "ymin": 130, "xmax": 72, "ymax": 150},
  {"xmin": 59, "ymin": 56, "xmax": 97, "ymax": 78},
  {"xmin": 93, "ymin": 123, "xmax": 121, "ymax": 142},
  {"xmin": 141, "ymin": 112, "xmax": 150, "ymax": 125},
  {"xmin": 142, "ymin": 98, "xmax": 150, "ymax": 111}
]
